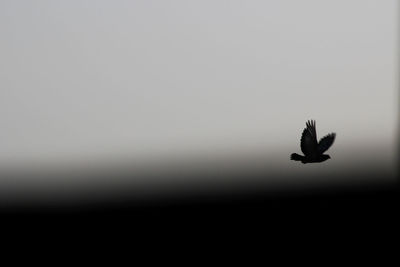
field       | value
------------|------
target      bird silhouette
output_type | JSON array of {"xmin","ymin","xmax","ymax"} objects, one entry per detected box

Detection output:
[{"xmin": 291, "ymin": 120, "xmax": 336, "ymax": 164}]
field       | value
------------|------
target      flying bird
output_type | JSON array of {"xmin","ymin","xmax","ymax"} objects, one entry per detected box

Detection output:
[{"xmin": 291, "ymin": 120, "xmax": 336, "ymax": 164}]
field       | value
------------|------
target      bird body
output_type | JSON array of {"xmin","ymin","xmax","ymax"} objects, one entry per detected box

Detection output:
[{"xmin": 291, "ymin": 120, "xmax": 336, "ymax": 164}]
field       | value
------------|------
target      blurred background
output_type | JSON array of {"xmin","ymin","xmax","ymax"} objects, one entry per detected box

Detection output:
[{"xmin": 0, "ymin": 0, "xmax": 397, "ymax": 204}]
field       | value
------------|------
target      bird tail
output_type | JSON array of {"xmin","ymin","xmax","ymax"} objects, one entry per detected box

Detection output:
[{"xmin": 290, "ymin": 153, "xmax": 304, "ymax": 161}]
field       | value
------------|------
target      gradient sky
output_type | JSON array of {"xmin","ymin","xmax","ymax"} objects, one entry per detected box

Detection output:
[{"xmin": 0, "ymin": 0, "xmax": 397, "ymax": 178}]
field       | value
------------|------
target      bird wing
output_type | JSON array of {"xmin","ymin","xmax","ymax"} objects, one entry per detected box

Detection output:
[
  {"xmin": 306, "ymin": 120, "xmax": 317, "ymax": 139},
  {"xmin": 300, "ymin": 120, "xmax": 318, "ymax": 156},
  {"xmin": 317, "ymin": 133, "xmax": 336, "ymax": 154}
]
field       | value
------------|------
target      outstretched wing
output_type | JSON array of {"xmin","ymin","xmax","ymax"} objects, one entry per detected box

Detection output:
[
  {"xmin": 318, "ymin": 133, "xmax": 336, "ymax": 154},
  {"xmin": 300, "ymin": 120, "xmax": 318, "ymax": 156}
]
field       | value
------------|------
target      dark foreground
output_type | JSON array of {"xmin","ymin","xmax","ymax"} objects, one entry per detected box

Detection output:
[
  {"xmin": 1, "ymin": 178, "xmax": 397, "ymax": 217},
  {"xmin": 1, "ymin": 176, "xmax": 398, "ymax": 242}
]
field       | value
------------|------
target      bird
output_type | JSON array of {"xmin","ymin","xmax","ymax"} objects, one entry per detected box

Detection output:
[{"xmin": 291, "ymin": 120, "xmax": 336, "ymax": 164}]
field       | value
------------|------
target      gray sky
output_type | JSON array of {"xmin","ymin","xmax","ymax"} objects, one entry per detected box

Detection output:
[{"xmin": 0, "ymin": 0, "xmax": 397, "ymax": 179}]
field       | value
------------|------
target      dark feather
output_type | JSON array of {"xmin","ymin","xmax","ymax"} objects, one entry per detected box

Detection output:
[
  {"xmin": 300, "ymin": 120, "xmax": 318, "ymax": 157},
  {"xmin": 318, "ymin": 133, "xmax": 336, "ymax": 154},
  {"xmin": 306, "ymin": 120, "xmax": 317, "ymax": 139}
]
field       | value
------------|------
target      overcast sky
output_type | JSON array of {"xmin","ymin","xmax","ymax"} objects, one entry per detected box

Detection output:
[{"xmin": 0, "ymin": 0, "xmax": 397, "ymax": 178}]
